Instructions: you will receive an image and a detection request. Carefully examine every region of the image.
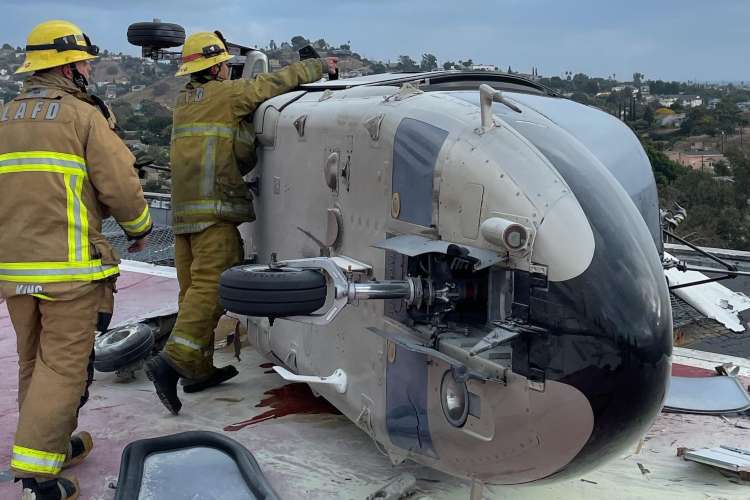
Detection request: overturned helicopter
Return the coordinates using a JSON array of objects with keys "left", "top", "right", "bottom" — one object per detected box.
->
[{"left": 131, "top": 23, "right": 672, "bottom": 485}]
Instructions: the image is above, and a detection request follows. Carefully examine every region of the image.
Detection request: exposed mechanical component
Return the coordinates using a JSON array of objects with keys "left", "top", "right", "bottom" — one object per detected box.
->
[{"left": 660, "top": 202, "right": 687, "bottom": 231}]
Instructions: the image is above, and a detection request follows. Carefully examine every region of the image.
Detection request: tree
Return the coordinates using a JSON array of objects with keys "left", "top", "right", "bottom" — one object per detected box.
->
[
  {"left": 397, "top": 55, "right": 418, "bottom": 72},
  {"left": 726, "top": 148, "right": 750, "bottom": 208},
  {"left": 643, "top": 142, "right": 687, "bottom": 187},
  {"left": 715, "top": 100, "right": 743, "bottom": 134},
  {"left": 268, "top": 40, "right": 277, "bottom": 51},
  {"left": 111, "top": 101, "right": 134, "bottom": 123},
  {"left": 313, "top": 39, "right": 329, "bottom": 50},
  {"left": 290, "top": 36, "right": 310, "bottom": 50},
  {"left": 106, "top": 65, "right": 119, "bottom": 83},
  {"left": 713, "top": 160, "right": 730, "bottom": 176},
  {"left": 420, "top": 53, "right": 438, "bottom": 72},
  {"left": 633, "top": 72, "right": 644, "bottom": 85},
  {"left": 570, "top": 92, "right": 590, "bottom": 105},
  {"left": 443, "top": 61, "right": 456, "bottom": 70},
  {"left": 152, "top": 82, "right": 170, "bottom": 97},
  {"left": 643, "top": 106, "right": 654, "bottom": 127},
  {"left": 370, "top": 62, "right": 386, "bottom": 74},
  {"left": 1, "top": 43, "right": 12, "bottom": 51}
]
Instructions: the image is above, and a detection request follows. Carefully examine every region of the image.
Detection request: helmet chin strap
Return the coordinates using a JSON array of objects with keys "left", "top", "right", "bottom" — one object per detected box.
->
[{"left": 69, "top": 64, "right": 89, "bottom": 93}]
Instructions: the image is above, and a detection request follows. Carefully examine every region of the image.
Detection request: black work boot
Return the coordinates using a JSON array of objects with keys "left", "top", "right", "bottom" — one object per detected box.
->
[
  {"left": 20, "top": 476, "right": 79, "bottom": 500},
  {"left": 183, "top": 365, "right": 239, "bottom": 393},
  {"left": 144, "top": 354, "right": 182, "bottom": 415},
  {"left": 62, "top": 432, "right": 93, "bottom": 469}
]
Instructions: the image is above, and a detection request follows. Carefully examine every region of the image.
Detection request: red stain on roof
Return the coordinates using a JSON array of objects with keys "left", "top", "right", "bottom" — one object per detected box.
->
[{"left": 224, "top": 382, "right": 341, "bottom": 432}]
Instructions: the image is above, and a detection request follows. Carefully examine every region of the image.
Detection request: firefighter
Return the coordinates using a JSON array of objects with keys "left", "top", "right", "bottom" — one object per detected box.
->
[
  {"left": 144, "top": 31, "right": 335, "bottom": 415},
  {"left": 0, "top": 20, "right": 152, "bottom": 499}
]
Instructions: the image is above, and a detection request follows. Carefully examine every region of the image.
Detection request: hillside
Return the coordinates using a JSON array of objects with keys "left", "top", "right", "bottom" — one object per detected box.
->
[{"left": 118, "top": 75, "right": 186, "bottom": 109}]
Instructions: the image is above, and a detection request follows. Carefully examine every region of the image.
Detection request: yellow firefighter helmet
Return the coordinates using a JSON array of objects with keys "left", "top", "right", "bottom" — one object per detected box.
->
[
  {"left": 176, "top": 32, "right": 233, "bottom": 77},
  {"left": 16, "top": 20, "right": 99, "bottom": 74}
]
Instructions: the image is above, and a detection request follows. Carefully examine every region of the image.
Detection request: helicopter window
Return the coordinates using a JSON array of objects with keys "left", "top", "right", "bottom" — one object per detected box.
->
[{"left": 392, "top": 118, "right": 448, "bottom": 227}]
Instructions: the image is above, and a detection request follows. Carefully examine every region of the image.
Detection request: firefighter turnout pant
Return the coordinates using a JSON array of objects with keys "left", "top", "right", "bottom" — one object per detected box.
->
[
  {"left": 163, "top": 223, "right": 243, "bottom": 380},
  {"left": 7, "top": 284, "right": 103, "bottom": 479}
]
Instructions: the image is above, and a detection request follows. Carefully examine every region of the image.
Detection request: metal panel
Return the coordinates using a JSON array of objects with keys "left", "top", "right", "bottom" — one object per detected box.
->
[
  {"left": 385, "top": 343, "right": 436, "bottom": 457},
  {"left": 683, "top": 446, "right": 750, "bottom": 476},
  {"left": 664, "top": 376, "right": 750, "bottom": 414},
  {"left": 392, "top": 118, "right": 448, "bottom": 227},
  {"left": 373, "top": 234, "right": 504, "bottom": 270}
]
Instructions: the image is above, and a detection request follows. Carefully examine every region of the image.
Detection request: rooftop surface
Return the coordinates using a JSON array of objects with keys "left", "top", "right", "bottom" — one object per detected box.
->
[{"left": 0, "top": 263, "right": 749, "bottom": 499}]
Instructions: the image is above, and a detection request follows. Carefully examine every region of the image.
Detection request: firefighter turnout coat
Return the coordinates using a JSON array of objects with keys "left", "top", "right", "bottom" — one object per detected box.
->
[
  {"left": 0, "top": 72, "right": 152, "bottom": 291},
  {"left": 169, "top": 58, "right": 325, "bottom": 235}
]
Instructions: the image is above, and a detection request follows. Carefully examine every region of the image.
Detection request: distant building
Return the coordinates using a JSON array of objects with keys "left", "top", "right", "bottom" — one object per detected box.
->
[
  {"left": 640, "top": 85, "right": 650, "bottom": 95},
  {"left": 130, "top": 84, "right": 146, "bottom": 92},
  {"left": 330, "top": 48, "right": 352, "bottom": 57},
  {"left": 658, "top": 94, "right": 703, "bottom": 108},
  {"left": 707, "top": 98, "right": 721, "bottom": 110},
  {"left": 737, "top": 101, "right": 750, "bottom": 112},
  {"left": 105, "top": 85, "right": 117, "bottom": 100},
  {"left": 666, "top": 149, "right": 725, "bottom": 172},
  {"left": 658, "top": 113, "right": 686, "bottom": 128},
  {"left": 471, "top": 64, "right": 498, "bottom": 72}
]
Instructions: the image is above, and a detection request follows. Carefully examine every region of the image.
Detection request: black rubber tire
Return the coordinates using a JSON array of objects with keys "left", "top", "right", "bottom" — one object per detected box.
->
[
  {"left": 94, "top": 323, "right": 155, "bottom": 373},
  {"left": 127, "top": 22, "right": 185, "bottom": 49},
  {"left": 219, "top": 266, "right": 327, "bottom": 317}
]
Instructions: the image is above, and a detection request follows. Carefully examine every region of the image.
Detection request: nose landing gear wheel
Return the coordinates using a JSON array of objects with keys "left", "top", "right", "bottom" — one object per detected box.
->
[{"left": 219, "top": 266, "right": 327, "bottom": 317}]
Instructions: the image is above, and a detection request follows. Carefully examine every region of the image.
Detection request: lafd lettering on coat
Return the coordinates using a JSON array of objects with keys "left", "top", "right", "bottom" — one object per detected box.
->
[{"left": 1, "top": 100, "right": 62, "bottom": 122}]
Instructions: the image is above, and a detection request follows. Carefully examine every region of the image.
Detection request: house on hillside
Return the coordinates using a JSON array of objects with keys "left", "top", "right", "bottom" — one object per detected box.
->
[
  {"left": 330, "top": 48, "right": 352, "bottom": 57},
  {"left": 658, "top": 94, "right": 703, "bottom": 108},
  {"left": 0, "top": 68, "right": 10, "bottom": 82},
  {"left": 707, "top": 98, "right": 721, "bottom": 110},
  {"left": 666, "top": 147, "right": 725, "bottom": 172},
  {"left": 737, "top": 101, "right": 750, "bottom": 112},
  {"left": 471, "top": 64, "right": 498, "bottom": 72},
  {"left": 658, "top": 113, "right": 685, "bottom": 128}
]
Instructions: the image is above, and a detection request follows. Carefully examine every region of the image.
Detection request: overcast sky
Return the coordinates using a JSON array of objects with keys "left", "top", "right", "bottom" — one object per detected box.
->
[{"left": 4, "top": 0, "right": 748, "bottom": 82}]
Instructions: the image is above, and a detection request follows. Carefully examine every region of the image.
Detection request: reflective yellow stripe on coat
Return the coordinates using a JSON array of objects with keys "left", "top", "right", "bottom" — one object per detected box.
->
[
  {"left": 11, "top": 445, "right": 65, "bottom": 475},
  {"left": 120, "top": 205, "right": 152, "bottom": 236},
  {"left": 0, "top": 151, "right": 119, "bottom": 283}
]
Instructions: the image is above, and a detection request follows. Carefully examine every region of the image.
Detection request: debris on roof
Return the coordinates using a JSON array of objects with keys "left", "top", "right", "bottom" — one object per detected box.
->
[
  {"left": 664, "top": 376, "right": 750, "bottom": 415},
  {"left": 665, "top": 254, "right": 750, "bottom": 333},
  {"left": 678, "top": 446, "right": 750, "bottom": 481}
]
